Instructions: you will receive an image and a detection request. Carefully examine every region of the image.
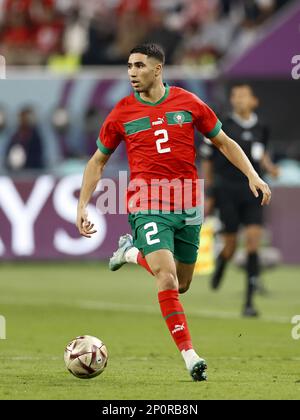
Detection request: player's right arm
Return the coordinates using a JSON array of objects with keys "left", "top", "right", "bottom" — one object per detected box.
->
[
  {"left": 76, "top": 150, "right": 110, "bottom": 238},
  {"left": 77, "top": 106, "right": 123, "bottom": 237}
]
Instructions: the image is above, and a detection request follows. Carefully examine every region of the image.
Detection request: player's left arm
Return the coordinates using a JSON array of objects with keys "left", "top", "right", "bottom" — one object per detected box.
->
[{"left": 210, "top": 129, "right": 271, "bottom": 205}]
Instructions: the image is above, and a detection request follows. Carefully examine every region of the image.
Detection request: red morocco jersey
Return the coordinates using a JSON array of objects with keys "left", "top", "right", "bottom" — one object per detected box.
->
[{"left": 96, "top": 84, "right": 222, "bottom": 212}]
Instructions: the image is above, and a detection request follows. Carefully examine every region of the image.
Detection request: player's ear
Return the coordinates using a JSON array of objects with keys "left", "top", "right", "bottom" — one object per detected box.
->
[{"left": 155, "top": 63, "right": 163, "bottom": 77}]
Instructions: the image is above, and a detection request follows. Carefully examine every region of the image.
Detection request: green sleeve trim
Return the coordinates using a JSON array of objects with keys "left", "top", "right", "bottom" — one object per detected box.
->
[
  {"left": 205, "top": 119, "right": 222, "bottom": 138},
  {"left": 96, "top": 138, "right": 114, "bottom": 155}
]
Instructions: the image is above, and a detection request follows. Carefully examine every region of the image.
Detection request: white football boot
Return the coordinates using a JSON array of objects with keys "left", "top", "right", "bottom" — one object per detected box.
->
[{"left": 109, "top": 234, "right": 133, "bottom": 271}]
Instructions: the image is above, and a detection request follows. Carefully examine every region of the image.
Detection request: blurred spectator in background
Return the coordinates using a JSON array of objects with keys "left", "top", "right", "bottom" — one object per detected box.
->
[
  {"left": 201, "top": 84, "right": 279, "bottom": 317},
  {"left": 243, "top": 0, "right": 276, "bottom": 26},
  {"left": 83, "top": 106, "right": 102, "bottom": 157},
  {"left": 31, "top": 0, "right": 64, "bottom": 64},
  {"left": 62, "top": 6, "right": 88, "bottom": 58},
  {"left": 142, "top": 8, "right": 182, "bottom": 64},
  {"left": 0, "top": 0, "right": 293, "bottom": 67},
  {"left": 0, "top": 0, "right": 34, "bottom": 65},
  {"left": 51, "top": 105, "right": 72, "bottom": 159},
  {"left": 5, "top": 106, "right": 45, "bottom": 170},
  {"left": 226, "top": 0, "right": 291, "bottom": 60},
  {"left": 0, "top": 0, "right": 63, "bottom": 64},
  {"left": 81, "top": 8, "right": 116, "bottom": 65},
  {"left": 106, "top": 0, "right": 152, "bottom": 65},
  {"left": 175, "top": 0, "right": 234, "bottom": 66}
]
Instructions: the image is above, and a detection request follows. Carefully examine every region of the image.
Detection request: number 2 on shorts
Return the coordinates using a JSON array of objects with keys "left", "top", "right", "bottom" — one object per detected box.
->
[{"left": 144, "top": 222, "right": 160, "bottom": 245}]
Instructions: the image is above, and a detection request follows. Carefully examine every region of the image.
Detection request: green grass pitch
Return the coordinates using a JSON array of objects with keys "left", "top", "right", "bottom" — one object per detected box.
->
[{"left": 0, "top": 262, "right": 299, "bottom": 400}]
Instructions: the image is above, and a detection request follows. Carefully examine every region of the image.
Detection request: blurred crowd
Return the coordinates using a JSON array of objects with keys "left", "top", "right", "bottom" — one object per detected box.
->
[
  {"left": 0, "top": 0, "right": 298, "bottom": 182},
  {"left": 0, "top": 104, "right": 128, "bottom": 173},
  {"left": 1, "top": 100, "right": 300, "bottom": 188},
  {"left": 0, "top": 0, "right": 293, "bottom": 67}
]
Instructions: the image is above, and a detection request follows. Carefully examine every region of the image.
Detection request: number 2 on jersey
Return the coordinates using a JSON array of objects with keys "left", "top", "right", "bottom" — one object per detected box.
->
[
  {"left": 154, "top": 129, "right": 170, "bottom": 154},
  {"left": 144, "top": 222, "right": 160, "bottom": 245}
]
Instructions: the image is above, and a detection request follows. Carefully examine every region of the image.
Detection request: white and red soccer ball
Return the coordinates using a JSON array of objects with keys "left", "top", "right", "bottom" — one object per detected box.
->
[{"left": 64, "top": 335, "right": 108, "bottom": 379}]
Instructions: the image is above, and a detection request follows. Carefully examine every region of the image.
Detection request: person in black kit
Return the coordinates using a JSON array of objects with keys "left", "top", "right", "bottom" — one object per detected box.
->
[
  {"left": 5, "top": 107, "right": 44, "bottom": 171},
  {"left": 201, "top": 84, "right": 279, "bottom": 317}
]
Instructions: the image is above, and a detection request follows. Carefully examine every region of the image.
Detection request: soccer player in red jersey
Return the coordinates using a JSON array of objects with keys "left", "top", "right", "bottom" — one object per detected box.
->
[{"left": 76, "top": 44, "right": 271, "bottom": 381}]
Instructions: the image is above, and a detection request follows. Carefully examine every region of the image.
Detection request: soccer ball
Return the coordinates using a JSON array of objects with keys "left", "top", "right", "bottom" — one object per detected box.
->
[{"left": 64, "top": 335, "right": 108, "bottom": 379}]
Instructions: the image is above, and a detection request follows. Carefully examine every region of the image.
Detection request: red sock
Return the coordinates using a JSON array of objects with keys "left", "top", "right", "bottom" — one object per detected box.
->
[
  {"left": 158, "top": 289, "right": 193, "bottom": 352},
  {"left": 137, "top": 251, "right": 154, "bottom": 275}
]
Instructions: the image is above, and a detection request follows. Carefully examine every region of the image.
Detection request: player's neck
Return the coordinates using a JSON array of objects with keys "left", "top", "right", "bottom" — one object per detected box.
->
[{"left": 139, "top": 82, "right": 166, "bottom": 104}]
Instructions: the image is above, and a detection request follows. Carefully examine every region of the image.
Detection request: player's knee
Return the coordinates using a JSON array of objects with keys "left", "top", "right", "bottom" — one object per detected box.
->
[
  {"left": 153, "top": 267, "right": 177, "bottom": 290},
  {"left": 160, "top": 272, "right": 177, "bottom": 290}
]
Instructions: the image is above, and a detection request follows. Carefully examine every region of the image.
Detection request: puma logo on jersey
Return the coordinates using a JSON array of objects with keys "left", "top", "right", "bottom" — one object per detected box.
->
[
  {"left": 152, "top": 117, "right": 165, "bottom": 126},
  {"left": 172, "top": 323, "right": 185, "bottom": 334}
]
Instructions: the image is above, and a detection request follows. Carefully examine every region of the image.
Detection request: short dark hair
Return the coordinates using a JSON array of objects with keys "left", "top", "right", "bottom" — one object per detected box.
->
[{"left": 130, "top": 43, "right": 165, "bottom": 64}]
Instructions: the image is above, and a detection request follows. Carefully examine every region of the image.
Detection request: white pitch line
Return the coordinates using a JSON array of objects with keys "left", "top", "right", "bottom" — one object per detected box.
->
[
  {"left": 78, "top": 300, "right": 291, "bottom": 324},
  {"left": 0, "top": 297, "right": 291, "bottom": 324}
]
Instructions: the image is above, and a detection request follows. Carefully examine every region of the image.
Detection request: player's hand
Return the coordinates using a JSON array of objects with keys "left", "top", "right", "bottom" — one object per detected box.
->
[
  {"left": 76, "top": 207, "right": 97, "bottom": 238},
  {"left": 248, "top": 173, "right": 271, "bottom": 206}
]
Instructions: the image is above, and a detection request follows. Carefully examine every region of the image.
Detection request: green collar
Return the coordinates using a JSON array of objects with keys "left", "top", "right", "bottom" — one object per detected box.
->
[{"left": 134, "top": 83, "right": 170, "bottom": 106}]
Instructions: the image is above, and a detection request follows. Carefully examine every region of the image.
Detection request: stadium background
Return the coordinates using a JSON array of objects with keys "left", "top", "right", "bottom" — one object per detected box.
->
[{"left": 0, "top": 0, "right": 300, "bottom": 400}]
